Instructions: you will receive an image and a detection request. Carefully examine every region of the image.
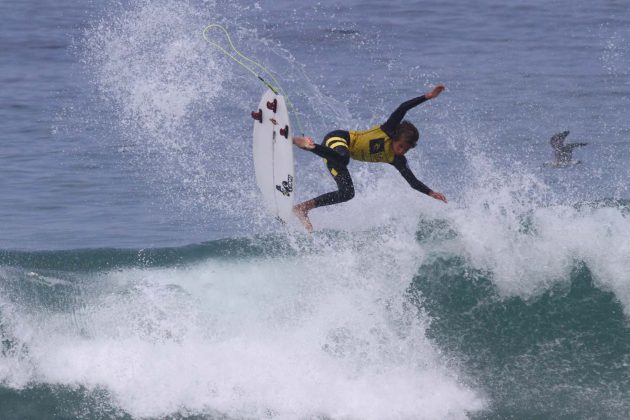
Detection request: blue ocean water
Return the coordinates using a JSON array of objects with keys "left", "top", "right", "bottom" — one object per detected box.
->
[{"left": 1, "top": 0, "right": 629, "bottom": 418}]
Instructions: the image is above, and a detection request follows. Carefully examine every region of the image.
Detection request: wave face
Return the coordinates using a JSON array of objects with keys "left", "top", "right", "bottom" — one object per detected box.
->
[
  {"left": 1, "top": 199, "right": 629, "bottom": 419},
  {"left": 0, "top": 230, "right": 483, "bottom": 419}
]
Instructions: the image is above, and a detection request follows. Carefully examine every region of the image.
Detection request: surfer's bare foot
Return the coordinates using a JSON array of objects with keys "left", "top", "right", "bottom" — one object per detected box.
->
[
  {"left": 293, "top": 136, "right": 315, "bottom": 150},
  {"left": 293, "top": 200, "right": 316, "bottom": 232}
]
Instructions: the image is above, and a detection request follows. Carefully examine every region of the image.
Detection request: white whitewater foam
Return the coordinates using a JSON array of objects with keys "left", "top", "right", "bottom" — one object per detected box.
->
[
  {"left": 0, "top": 232, "right": 484, "bottom": 419},
  {"left": 406, "top": 151, "right": 630, "bottom": 313},
  {"left": 309, "top": 144, "right": 630, "bottom": 315}
]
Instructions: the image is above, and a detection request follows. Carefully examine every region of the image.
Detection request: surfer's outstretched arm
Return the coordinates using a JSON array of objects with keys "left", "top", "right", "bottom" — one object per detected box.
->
[
  {"left": 568, "top": 142, "right": 588, "bottom": 149},
  {"left": 390, "top": 156, "right": 447, "bottom": 203},
  {"left": 381, "top": 85, "right": 445, "bottom": 136}
]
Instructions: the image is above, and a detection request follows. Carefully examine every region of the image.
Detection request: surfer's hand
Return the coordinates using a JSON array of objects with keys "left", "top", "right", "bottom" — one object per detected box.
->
[
  {"left": 293, "top": 136, "right": 315, "bottom": 150},
  {"left": 425, "top": 84, "right": 445, "bottom": 99},
  {"left": 429, "top": 191, "right": 448, "bottom": 203}
]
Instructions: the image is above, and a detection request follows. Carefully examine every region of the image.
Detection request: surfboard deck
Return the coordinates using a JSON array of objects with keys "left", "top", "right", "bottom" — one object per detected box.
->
[{"left": 252, "top": 89, "right": 294, "bottom": 223}]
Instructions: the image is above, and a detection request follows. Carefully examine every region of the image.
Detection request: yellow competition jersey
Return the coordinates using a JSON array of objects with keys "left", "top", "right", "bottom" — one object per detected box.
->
[{"left": 348, "top": 126, "right": 395, "bottom": 163}]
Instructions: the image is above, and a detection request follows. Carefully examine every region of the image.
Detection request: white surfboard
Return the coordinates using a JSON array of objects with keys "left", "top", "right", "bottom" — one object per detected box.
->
[{"left": 251, "top": 89, "right": 294, "bottom": 223}]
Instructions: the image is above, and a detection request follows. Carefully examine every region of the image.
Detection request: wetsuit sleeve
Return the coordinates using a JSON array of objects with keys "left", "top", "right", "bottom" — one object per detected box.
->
[
  {"left": 380, "top": 95, "right": 428, "bottom": 138},
  {"left": 390, "top": 155, "right": 432, "bottom": 195}
]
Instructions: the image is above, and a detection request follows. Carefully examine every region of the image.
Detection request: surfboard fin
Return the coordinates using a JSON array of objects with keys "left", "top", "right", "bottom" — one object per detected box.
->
[
  {"left": 251, "top": 109, "right": 263, "bottom": 123},
  {"left": 280, "top": 125, "right": 289, "bottom": 139},
  {"left": 266, "top": 98, "right": 277, "bottom": 113}
]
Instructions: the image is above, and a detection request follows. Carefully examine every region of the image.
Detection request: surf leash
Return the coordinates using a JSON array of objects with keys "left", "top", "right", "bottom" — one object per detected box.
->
[{"left": 202, "top": 23, "right": 305, "bottom": 135}]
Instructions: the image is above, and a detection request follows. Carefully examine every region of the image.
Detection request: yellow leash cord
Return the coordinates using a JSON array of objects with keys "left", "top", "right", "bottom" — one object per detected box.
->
[{"left": 202, "top": 24, "right": 305, "bottom": 135}]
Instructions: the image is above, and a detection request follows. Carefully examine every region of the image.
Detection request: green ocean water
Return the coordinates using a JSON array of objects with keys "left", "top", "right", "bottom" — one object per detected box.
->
[{"left": 415, "top": 258, "right": 629, "bottom": 419}]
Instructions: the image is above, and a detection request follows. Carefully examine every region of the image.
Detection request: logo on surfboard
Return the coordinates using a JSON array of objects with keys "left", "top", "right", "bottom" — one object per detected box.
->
[{"left": 276, "top": 174, "right": 293, "bottom": 196}]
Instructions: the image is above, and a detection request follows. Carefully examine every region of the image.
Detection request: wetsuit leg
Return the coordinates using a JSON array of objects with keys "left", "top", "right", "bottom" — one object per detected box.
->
[
  {"left": 310, "top": 131, "right": 355, "bottom": 208},
  {"left": 308, "top": 130, "right": 351, "bottom": 166},
  {"left": 312, "top": 165, "right": 354, "bottom": 207}
]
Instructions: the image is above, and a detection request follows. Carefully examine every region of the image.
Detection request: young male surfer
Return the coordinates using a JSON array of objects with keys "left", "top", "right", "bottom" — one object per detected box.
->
[{"left": 292, "top": 84, "right": 448, "bottom": 232}]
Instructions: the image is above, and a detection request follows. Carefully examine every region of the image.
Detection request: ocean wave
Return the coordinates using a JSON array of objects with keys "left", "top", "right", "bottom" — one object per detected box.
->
[
  {"left": 0, "top": 227, "right": 484, "bottom": 419},
  {"left": 1, "top": 196, "right": 629, "bottom": 418}
]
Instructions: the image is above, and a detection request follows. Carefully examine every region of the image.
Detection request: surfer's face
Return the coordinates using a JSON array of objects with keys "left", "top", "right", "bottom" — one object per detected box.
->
[{"left": 392, "top": 140, "right": 413, "bottom": 156}]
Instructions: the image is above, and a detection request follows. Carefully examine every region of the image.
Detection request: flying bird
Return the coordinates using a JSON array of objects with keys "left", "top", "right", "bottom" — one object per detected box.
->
[{"left": 548, "top": 130, "right": 587, "bottom": 167}]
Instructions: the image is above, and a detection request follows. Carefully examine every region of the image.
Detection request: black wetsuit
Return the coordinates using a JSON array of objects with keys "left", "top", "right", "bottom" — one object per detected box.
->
[{"left": 307, "top": 96, "right": 433, "bottom": 208}]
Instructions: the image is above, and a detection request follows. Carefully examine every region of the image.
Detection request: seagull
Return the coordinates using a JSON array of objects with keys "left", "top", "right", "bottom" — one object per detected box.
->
[{"left": 549, "top": 130, "right": 587, "bottom": 167}]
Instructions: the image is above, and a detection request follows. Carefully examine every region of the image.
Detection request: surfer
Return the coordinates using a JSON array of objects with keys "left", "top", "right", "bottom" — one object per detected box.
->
[
  {"left": 549, "top": 130, "right": 587, "bottom": 167},
  {"left": 292, "top": 85, "right": 448, "bottom": 232}
]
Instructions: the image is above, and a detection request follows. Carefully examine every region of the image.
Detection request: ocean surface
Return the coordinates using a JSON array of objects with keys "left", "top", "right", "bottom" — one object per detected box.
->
[{"left": 1, "top": 0, "right": 630, "bottom": 418}]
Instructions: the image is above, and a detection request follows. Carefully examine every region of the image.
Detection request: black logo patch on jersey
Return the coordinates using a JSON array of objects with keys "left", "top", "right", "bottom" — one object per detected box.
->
[
  {"left": 369, "top": 138, "right": 385, "bottom": 154},
  {"left": 276, "top": 174, "right": 293, "bottom": 196}
]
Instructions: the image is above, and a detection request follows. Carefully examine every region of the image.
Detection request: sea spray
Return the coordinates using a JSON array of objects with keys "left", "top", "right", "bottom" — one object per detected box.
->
[{"left": 82, "top": 0, "right": 352, "bottom": 231}]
